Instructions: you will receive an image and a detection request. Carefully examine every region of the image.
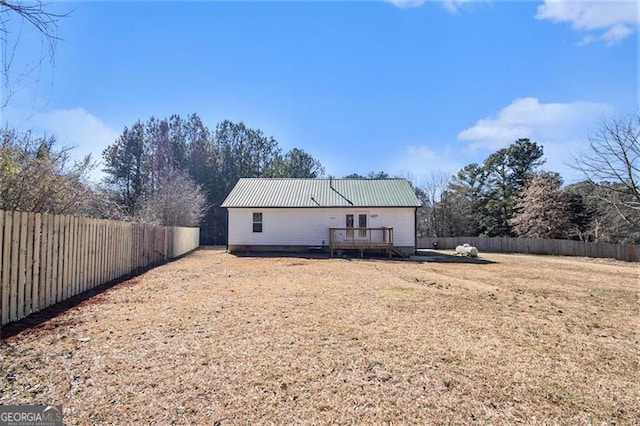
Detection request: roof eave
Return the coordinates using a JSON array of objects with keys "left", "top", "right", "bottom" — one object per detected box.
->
[{"left": 223, "top": 205, "right": 421, "bottom": 209}]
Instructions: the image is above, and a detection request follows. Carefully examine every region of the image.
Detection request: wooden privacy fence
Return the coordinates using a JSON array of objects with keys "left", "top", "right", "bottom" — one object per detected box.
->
[
  {"left": 0, "top": 210, "right": 200, "bottom": 329},
  {"left": 417, "top": 236, "right": 639, "bottom": 262}
]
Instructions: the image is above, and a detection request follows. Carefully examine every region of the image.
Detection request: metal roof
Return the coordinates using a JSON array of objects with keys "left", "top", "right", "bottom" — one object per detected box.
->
[{"left": 221, "top": 178, "right": 422, "bottom": 208}]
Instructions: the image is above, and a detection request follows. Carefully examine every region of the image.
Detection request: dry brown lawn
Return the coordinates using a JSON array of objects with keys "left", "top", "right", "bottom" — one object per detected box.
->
[{"left": 1, "top": 249, "right": 638, "bottom": 425}]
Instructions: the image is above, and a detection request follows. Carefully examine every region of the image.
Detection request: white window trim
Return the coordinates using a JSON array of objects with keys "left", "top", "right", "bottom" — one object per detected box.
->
[{"left": 252, "top": 212, "right": 263, "bottom": 233}]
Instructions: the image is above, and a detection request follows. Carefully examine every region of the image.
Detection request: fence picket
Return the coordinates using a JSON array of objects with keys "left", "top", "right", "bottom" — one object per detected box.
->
[
  {"left": 25, "top": 213, "right": 35, "bottom": 316},
  {"left": 10, "top": 212, "right": 20, "bottom": 321},
  {"left": 82, "top": 217, "right": 90, "bottom": 292},
  {"left": 96, "top": 220, "right": 102, "bottom": 286},
  {"left": 0, "top": 211, "right": 7, "bottom": 324},
  {"left": 38, "top": 214, "right": 49, "bottom": 310},
  {"left": 55, "top": 215, "right": 64, "bottom": 304},
  {"left": 16, "top": 212, "right": 27, "bottom": 320},
  {"left": 32, "top": 214, "right": 41, "bottom": 312},
  {"left": 44, "top": 214, "right": 54, "bottom": 310},
  {"left": 64, "top": 215, "right": 72, "bottom": 301},
  {"left": 71, "top": 216, "right": 79, "bottom": 297},
  {"left": 89, "top": 219, "right": 96, "bottom": 289}
]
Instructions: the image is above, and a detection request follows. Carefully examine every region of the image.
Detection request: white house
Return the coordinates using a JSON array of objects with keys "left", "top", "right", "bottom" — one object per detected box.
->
[{"left": 221, "top": 178, "right": 422, "bottom": 257}]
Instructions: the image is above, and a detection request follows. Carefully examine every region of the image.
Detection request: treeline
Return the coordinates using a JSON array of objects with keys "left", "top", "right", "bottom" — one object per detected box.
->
[
  {"left": 3, "top": 113, "right": 637, "bottom": 245},
  {"left": 1, "top": 115, "right": 324, "bottom": 244},
  {"left": 101, "top": 114, "right": 324, "bottom": 244},
  {"left": 415, "top": 119, "right": 640, "bottom": 244}
]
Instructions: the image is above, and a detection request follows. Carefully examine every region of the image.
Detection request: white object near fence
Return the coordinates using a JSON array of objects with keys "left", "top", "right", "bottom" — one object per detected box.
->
[
  {"left": 456, "top": 244, "right": 479, "bottom": 257},
  {"left": 418, "top": 237, "right": 639, "bottom": 262}
]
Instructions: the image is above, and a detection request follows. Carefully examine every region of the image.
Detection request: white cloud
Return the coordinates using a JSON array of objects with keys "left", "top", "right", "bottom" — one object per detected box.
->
[
  {"left": 388, "top": 0, "right": 476, "bottom": 11},
  {"left": 392, "top": 144, "right": 463, "bottom": 181},
  {"left": 442, "top": 0, "right": 474, "bottom": 13},
  {"left": 406, "top": 145, "right": 438, "bottom": 160},
  {"left": 457, "top": 97, "right": 613, "bottom": 182},
  {"left": 536, "top": 0, "right": 639, "bottom": 45},
  {"left": 389, "top": 0, "right": 427, "bottom": 9},
  {"left": 598, "top": 22, "right": 635, "bottom": 45},
  {"left": 3, "top": 106, "right": 119, "bottom": 180}
]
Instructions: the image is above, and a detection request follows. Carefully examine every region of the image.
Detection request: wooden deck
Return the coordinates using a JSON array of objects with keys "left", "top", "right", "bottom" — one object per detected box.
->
[{"left": 329, "top": 227, "right": 399, "bottom": 258}]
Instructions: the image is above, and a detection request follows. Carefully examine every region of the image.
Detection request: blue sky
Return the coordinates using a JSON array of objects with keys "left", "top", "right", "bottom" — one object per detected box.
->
[{"left": 2, "top": 0, "right": 638, "bottom": 184}]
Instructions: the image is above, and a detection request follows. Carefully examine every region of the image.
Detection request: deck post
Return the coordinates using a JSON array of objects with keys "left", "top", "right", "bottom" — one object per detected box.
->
[
  {"left": 329, "top": 227, "right": 395, "bottom": 258},
  {"left": 329, "top": 228, "right": 334, "bottom": 258}
]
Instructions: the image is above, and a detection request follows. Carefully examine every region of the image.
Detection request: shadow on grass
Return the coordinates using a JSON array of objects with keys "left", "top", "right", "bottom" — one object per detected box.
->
[
  {"left": 1, "top": 278, "right": 129, "bottom": 340},
  {"left": 231, "top": 248, "right": 409, "bottom": 261},
  {"left": 0, "top": 271, "right": 156, "bottom": 340},
  {"left": 410, "top": 250, "right": 497, "bottom": 265},
  {"left": 0, "top": 248, "right": 201, "bottom": 340},
  {"left": 231, "top": 250, "right": 333, "bottom": 260},
  {"left": 230, "top": 249, "right": 497, "bottom": 264}
]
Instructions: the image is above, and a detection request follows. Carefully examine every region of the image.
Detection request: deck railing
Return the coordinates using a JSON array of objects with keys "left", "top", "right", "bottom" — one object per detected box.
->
[{"left": 329, "top": 227, "right": 394, "bottom": 257}]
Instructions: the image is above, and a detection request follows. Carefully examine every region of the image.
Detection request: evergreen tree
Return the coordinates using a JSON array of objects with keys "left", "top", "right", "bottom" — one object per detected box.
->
[
  {"left": 266, "top": 148, "right": 325, "bottom": 178},
  {"left": 102, "top": 121, "right": 146, "bottom": 213},
  {"left": 102, "top": 115, "right": 326, "bottom": 242},
  {"left": 479, "top": 138, "right": 545, "bottom": 236}
]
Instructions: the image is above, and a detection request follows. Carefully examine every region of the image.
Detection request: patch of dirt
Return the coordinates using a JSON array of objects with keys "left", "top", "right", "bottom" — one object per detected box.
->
[{"left": 1, "top": 249, "right": 638, "bottom": 424}]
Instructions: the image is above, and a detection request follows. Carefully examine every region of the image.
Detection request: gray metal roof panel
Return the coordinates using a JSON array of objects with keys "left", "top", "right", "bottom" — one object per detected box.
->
[{"left": 221, "top": 178, "right": 422, "bottom": 208}]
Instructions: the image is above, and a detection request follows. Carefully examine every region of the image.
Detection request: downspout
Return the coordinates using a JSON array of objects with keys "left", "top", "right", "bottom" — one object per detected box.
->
[{"left": 225, "top": 208, "right": 229, "bottom": 252}]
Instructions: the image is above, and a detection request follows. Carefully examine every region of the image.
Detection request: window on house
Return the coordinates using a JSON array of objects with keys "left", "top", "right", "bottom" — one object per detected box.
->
[{"left": 252, "top": 212, "right": 263, "bottom": 233}]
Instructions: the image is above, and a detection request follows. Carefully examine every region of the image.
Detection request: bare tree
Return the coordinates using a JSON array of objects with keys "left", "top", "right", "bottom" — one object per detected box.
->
[
  {"left": 572, "top": 113, "right": 640, "bottom": 228},
  {"left": 405, "top": 171, "right": 451, "bottom": 237},
  {"left": 1, "top": 1, "right": 70, "bottom": 106},
  {"left": 138, "top": 171, "right": 208, "bottom": 227},
  {"left": 422, "top": 171, "right": 451, "bottom": 237},
  {"left": 0, "top": 126, "right": 97, "bottom": 214},
  {"left": 509, "top": 172, "right": 573, "bottom": 239}
]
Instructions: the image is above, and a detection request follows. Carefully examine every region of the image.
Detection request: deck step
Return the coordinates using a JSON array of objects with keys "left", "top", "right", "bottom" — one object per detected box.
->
[{"left": 390, "top": 247, "right": 408, "bottom": 258}]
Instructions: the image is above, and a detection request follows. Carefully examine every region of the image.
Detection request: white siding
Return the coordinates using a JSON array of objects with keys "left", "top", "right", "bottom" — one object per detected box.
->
[{"left": 227, "top": 207, "right": 416, "bottom": 247}]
